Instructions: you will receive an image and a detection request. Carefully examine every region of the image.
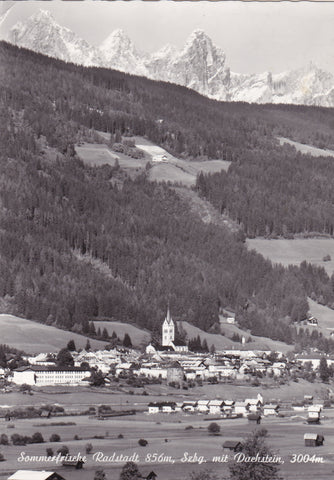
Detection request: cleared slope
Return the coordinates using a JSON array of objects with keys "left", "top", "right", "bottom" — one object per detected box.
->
[
  {"left": 247, "top": 238, "right": 334, "bottom": 276},
  {"left": 0, "top": 314, "right": 107, "bottom": 353},
  {"left": 307, "top": 298, "right": 334, "bottom": 336},
  {"left": 278, "top": 137, "right": 334, "bottom": 158},
  {"left": 179, "top": 321, "right": 292, "bottom": 353}
]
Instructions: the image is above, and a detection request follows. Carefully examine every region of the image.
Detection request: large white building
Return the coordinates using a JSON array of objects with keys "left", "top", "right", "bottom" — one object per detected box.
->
[{"left": 11, "top": 365, "right": 91, "bottom": 386}]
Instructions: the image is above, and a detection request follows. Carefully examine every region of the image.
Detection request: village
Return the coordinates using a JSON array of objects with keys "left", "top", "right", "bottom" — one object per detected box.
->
[
  {"left": 0, "top": 316, "right": 334, "bottom": 480},
  {"left": 1, "top": 309, "right": 333, "bottom": 426}
]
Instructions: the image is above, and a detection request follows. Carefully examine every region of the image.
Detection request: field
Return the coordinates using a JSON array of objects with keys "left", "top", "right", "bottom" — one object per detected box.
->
[
  {"left": 76, "top": 136, "right": 230, "bottom": 187},
  {"left": 180, "top": 321, "right": 292, "bottom": 353},
  {"left": 0, "top": 315, "right": 106, "bottom": 354},
  {"left": 246, "top": 238, "right": 334, "bottom": 276},
  {"left": 307, "top": 299, "right": 334, "bottom": 337},
  {"left": 0, "top": 379, "right": 329, "bottom": 410},
  {"left": 278, "top": 137, "right": 334, "bottom": 158},
  {"left": 135, "top": 137, "right": 230, "bottom": 186},
  {"left": 1, "top": 407, "right": 334, "bottom": 480}
]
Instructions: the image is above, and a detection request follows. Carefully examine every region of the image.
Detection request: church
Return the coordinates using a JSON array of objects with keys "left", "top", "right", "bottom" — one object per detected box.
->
[{"left": 146, "top": 307, "right": 188, "bottom": 354}]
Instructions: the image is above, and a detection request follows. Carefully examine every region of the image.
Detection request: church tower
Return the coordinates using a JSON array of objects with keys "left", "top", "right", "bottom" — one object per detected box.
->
[{"left": 162, "top": 306, "right": 175, "bottom": 346}]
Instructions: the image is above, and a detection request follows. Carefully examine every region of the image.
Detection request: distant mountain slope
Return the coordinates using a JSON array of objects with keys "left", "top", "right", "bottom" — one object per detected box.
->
[
  {"left": 2, "top": 41, "right": 334, "bottom": 349},
  {"left": 5, "top": 9, "right": 334, "bottom": 107}
]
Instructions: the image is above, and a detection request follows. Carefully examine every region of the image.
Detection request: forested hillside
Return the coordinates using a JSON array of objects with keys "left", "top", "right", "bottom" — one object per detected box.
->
[{"left": 1, "top": 42, "right": 334, "bottom": 348}]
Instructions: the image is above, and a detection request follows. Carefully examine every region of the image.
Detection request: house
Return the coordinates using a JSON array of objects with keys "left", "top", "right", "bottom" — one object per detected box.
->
[
  {"left": 40, "top": 410, "right": 51, "bottom": 418},
  {"left": 304, "top": 433, "right": 324, "bottom": 447},
  {"left": 62, "top": 460, "right": 84, "bottom": 469},
  {"left": 8, "top": 472, "right": 66, "bottom": 480},
  {"left": 182, "top": 401, "right": 197, "bottom": 413},
  {"left": 247, "top": 413, "right": 261, "bottom": 424},
  {"left": 245, "top": 394, "right": 263, "bottom": 412},
  {"left": 148, "top": 403, "right": 160, "bottom": 414},
  {"left": 147, "top": 402, "right": 176, "bottom": 414},
  {"left": 304, "top": 395, "right": 314, "bottom": 405},
  {"left": 219, "top": 308, "right": 236, "bottom": 324},
  {"left": 166, "top": 361, "right": 184, "bottom": 385},
  {"left": 307, "top": 316, "right": 318, "bottom": 326},
  {"left": 222, "top": 440, "right": 242, "bottom": 452},
  {"left": 11, "top": 366, "right": 91, "bottom": 386},
  {"left": 263, "top": 404, "right": 279, "bottom": 416},
  {"left": 307, "top": 405, "right": 321, "bottom": 423},
  {"left": 234, "top": 401, "right": 249, "bottom": 416},
  {"left": 197, "top": 400, "right": 209, "bottom": 413},
  {"left": 208, "top": 400, "right": 224, "bottom": 415}
]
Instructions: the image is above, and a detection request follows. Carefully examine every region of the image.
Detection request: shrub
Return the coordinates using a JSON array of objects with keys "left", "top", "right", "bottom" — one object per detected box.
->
[
  {"left": 11, "top": 434, "right": 26, "bottom": 446},
  {"left": 0, "top": 434, "right": 8, "bottom": 445},
  {"left": 49, "top": 433, "right": 61, "bottom": 442},
  {"left": 31, "top": 432, "right": 44, "bottom": 443},
  {"left": 46, "top": 448, "right": 54, "bottom": 457},
  {"left": 185, "top": 425, "right": 193, "bottom": 430},
  {"left": 86, "top": 443, "right": 93, "bottom": 454},
  {"left": 0, "top": 453, "right": 5, "bottom": 462},
  {"left": 118, "top": 434, "right": 124, "bottom": 439},
  {"left": 74, "top": 435, "right": 80, "bottom": 440},
  {"left": 138, "top": 438, "right": 148, "bottom": 447},
  {"left": 56, "top": 445, "right": 69, "bottom": 456},
  {"left": 208, "top": 423, "right": 220, "bottom": 435},
  {"left": 19, "top": 384, "right": 32, "bottom": 393}
]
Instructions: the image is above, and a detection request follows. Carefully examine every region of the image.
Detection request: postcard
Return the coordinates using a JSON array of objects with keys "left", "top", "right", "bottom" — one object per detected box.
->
[{"left": 0, "top": 1, "right": 334, "bottom": 480}]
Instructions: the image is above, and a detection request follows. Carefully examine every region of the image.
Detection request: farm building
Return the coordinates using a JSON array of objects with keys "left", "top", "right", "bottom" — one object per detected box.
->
[
  {"left": 304, "top": 433, "right": 324, "bottom": 447},
  {"left": 307, "top": 405, "right": 321, "bottom": 423},
  {"left": 247, "top": 413, "right": 261, "bottom": 424},
  {"left": 8, "top": 472, "right": 66, "bottom": 480},
  {"left": 223, "top": 440, "right": 242, "bottom": 452},
  {"left": 147, "top": 401, "right": 176, "bottom": 414},
  {"left": 62, "top": 460, "right": 84, "bottom": 469},
  {"left": 208, "top": 400, "right": 224, "bottom": 415},
  {"left": 234, "top": 401, "right": 249, "bottom": 416},
  {"left": 263, "top": 404, "right": 280, "bottom": 416},
  {"left": 197, "top": 400, "right": 209, "bottom": 413}
]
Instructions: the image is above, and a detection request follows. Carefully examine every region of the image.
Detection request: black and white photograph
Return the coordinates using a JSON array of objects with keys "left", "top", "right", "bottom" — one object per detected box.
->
[{"left": 1, "top": 0, "right": 334, "bottom": 479}]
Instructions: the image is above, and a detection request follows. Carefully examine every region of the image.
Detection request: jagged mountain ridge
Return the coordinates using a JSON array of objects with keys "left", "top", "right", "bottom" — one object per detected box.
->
[{"left": 5, "top": 9, "right": 334, "bottom": 107}]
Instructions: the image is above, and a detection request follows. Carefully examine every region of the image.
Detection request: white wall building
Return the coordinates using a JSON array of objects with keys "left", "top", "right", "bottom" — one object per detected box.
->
[{"left": 12, "top": 366, "right": 91, "bottom": 386}]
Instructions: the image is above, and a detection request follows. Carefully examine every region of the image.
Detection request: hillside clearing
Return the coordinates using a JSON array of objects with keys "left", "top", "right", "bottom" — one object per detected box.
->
[
  {"left": 307, "top": 298, "right": 334, "bottom": 336},
  {"left": 76, "top": 136, "right": 230, "bottom": 187},
  {"left": 179, "top": 321, "right": 292, "bottom": 353},
  {"left": 92, "top": 320, "right": 151, "bottom": 347},
  {"left": 247, "top": 237, "right": 334, "bottom": 275},
  {"left": 0, "top": 314, "right": 106, "bottom": 353},
  {"left": 278, "top": 137, "right": 334, "bottom": 158}
]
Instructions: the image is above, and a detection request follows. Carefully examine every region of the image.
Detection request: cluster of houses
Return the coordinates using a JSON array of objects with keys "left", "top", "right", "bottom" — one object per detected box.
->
[
  {"left": 147, "top": 393, "right": 280, "bottom": 419},
  {"left": 6, "top": 309, "right": 334, "bottom": 389}
]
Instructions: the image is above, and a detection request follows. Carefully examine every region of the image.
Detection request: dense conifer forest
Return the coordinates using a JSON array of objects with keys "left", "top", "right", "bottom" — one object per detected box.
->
[{"left": 1, "top": 42, "right": 334, "bottom": 348}]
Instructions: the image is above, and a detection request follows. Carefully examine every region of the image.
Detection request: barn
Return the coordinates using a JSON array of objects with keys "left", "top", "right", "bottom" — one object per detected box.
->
[
  {"left": 247, "top": 413, "right": 261, "bottom": 424},
  {"left": 223, "top": 440, "right": 242, "bottom": 452},
  {"left": 304, "top": 433, "right": 324, "bottom": 447}
]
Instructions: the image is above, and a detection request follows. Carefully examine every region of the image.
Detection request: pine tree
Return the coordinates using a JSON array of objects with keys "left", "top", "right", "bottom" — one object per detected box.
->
[{"left": 123, "top": 333, "right": 132, "bottom": 348}]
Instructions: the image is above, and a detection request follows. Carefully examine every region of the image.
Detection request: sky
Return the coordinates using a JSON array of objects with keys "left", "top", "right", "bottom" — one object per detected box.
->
[{"left": 1, "top": 1, "right": 334, "bottom": 74}]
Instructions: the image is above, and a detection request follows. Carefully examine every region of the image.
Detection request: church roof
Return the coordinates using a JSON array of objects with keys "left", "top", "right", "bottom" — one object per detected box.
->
[{"left": 164, "top": 306, "right": 174, "bottom": 325}]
